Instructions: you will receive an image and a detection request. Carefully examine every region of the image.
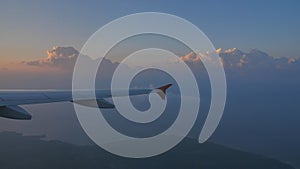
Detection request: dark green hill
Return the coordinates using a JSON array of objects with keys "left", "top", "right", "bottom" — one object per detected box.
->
[{"left": 0, "top": 132, "right": 295, "bottom": 169}]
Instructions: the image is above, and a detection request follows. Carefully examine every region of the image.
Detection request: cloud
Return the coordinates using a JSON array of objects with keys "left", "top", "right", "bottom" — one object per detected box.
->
[
  {"left": 216, "top": 48, "right": 222, "bottom": 54},
  {"left": 19, "top": 45, "right": 300, "bottom": 88},
  {"left": 224, "top": 48, "right": 238, "bottom": 54},
  {"left": 173, "top": 47, "right": 300, "bottom": 81},
  {"left": 12, "top": 46, "right": 121, "bottom": 89},
  {"left": 178, "top": 48, "right": 299, "bottom": 70},
  {"left": 25, "top": 46, "right": 79, "bottom": 69},
  {"left": 180, "top": 51, "right": 200, "bottom": 62},
  {"left": 288, "top": 58, "right": 296, "bottom": 64},
  {"left": 28, "top": 46, "right": 298, "bottom": 73}
]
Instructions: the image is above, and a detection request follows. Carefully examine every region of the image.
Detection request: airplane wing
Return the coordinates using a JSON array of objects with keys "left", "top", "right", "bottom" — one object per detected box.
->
[{"left": 0, "top": 84, "right": 172, "bottom": 120}]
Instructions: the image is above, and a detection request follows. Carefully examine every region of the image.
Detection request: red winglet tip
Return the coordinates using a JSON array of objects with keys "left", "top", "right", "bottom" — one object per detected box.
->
[{"left": 157, "top": 84, "right": 172, "bottom": 94}]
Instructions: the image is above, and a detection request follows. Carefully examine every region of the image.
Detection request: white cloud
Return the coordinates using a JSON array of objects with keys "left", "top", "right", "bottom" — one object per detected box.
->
[
  {"left": 176, "top": 48, "right": 299, "bottom": 72},
  {"left": 224, "top": 48, "right": 238, "bottom": 54},
  {"left": 180, "top": 51, "right": 199, "bottom": 62},
  {"left": 25, "top": 46, "right": 79, "bottom": 69},
  {"left": 216, "top": 48, "right": 222, "bottom": 54}
]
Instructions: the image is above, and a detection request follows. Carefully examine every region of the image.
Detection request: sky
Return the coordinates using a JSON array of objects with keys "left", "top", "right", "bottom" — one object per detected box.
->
[{"left": 0, "top": 0, "right": 300, "bottom": 68}]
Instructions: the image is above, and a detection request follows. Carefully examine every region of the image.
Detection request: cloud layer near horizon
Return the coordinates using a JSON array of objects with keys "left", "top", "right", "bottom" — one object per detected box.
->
[
  {"left": 0, "top": 46, "right": 298, "bottom": 89},
  {"left": 23, "top": 46, "right": 299, "bottom": 72}
]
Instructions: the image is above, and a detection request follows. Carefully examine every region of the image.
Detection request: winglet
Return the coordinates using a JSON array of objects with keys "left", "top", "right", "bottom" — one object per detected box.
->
[
  {"left": 157, "top": 84, "right": 173, "bottom": 94},
  {"left": 155, "top": 84, "right": 172, "bottom": 100}
]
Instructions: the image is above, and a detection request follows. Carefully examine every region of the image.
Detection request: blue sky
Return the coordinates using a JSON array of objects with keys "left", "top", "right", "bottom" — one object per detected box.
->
[{"left": 0, "top": 0, "right": 300, "bottom": 63}]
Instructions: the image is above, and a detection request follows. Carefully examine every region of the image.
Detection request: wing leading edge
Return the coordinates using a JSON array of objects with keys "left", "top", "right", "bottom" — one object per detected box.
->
[{"left": 0, "top": 84, "right": 172, "bottom": 120}]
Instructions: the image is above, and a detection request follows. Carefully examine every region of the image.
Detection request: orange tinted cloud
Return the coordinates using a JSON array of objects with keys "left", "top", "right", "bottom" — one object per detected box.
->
[{"left": 24, "top": 46, "right": 79, "bottom": 69}]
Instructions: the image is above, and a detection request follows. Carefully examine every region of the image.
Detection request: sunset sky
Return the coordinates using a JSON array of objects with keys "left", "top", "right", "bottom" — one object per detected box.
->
[{"left": 1, "top": 0, "right": 300, "bottom": 69}]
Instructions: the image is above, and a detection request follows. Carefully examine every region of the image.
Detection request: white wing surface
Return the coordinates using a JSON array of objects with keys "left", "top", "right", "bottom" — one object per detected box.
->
[{"left": 0, "top": 84, "right": 172, "bottom": 120}]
